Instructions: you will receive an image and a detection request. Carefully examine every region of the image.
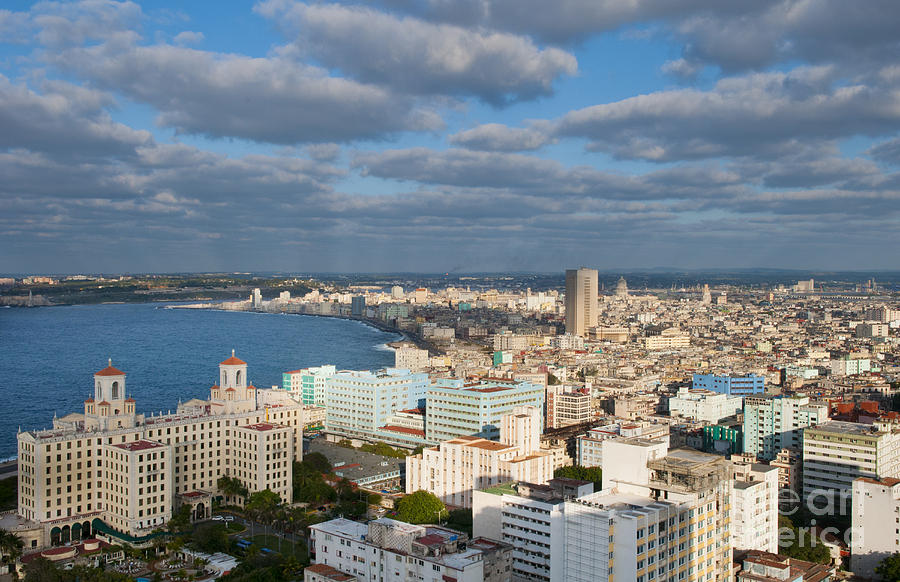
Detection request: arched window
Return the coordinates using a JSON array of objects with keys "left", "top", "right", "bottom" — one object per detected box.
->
[
  {"left": 223, "top": 372, "right": 228, "bottom": 386},
  {"left": 236, "top": 370, "right": 242, "bottom": 386},
  {"left": 112, "top": 381, "right": 119, "bottom": 400}
]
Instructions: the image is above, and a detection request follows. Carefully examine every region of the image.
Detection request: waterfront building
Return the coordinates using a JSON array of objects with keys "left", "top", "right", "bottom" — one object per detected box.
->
[
  {"left": 350, "top": 295, "right": 366, "bottom": 317},
  {"left": 802, "top": 420, "right": 900, "bottom": 505},
  {"left": 668, "top": 387, "right": 743, "bottom": 423},
  {"left": 309, "top": 518, "right": 512, "bottom": 582},
  {"left": 424, "top": 378, "right": 545, "bottom": 443},
  {"left": 850, "top": 476, "right": 900, "bottom": 578},
  {"left": 692, "top": 373, "right": 765, "bottom": 396},
  {"left": 16, "top": 354, "right": 303, "bottom": 547},
  {"left": 742, "top": 395, "right": 828, "bottom": 461},
  {"left": 282, "top": 365, "right": 337, "bottom": 406},
  {"left": 564, "top": 268, "right": 598, "bottom": 337},
  {"left": 394, "top": 345, "right": 429, "bottom": 372},
  {"left": 406, "top": 406, "right": 554, "bottom": 508},
  {"left": 323, "top": 368, "right": 428, "bottom": 443}
]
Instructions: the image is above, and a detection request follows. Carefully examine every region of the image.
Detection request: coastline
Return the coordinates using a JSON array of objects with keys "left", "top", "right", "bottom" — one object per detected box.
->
[{"left": 168, "top": 303, "right": 443, "bottom": 355}]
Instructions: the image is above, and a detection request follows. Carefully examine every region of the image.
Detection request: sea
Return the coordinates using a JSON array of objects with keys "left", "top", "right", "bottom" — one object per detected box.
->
[{"left": 0, "top": 303, "right": 401, "bottom": 460}]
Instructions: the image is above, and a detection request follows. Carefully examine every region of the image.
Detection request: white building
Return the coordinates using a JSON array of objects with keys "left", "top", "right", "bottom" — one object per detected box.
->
[
  {"left": 830, "top": 357, "right": 871, "bottom": 376},
  {"left": 549, "top": 334, "right": 585, "bottom": 350},
  {"left": 406, "top": 406, "right": 554, "bottom": 508},
  {"left": 474, "top": 446, "right": 733, "bottom": 582},
  {"left": 394, "top": 345, "right": 430, "bottom": 372},
  {"left": 576, "top": 422, "right": 669, "bottom": 468},
  {"left": 668, "top": 387, "right": 743, "bottom": 424},
  {"left": 644, "top": 334, "right": 690, "bottom": 350},
  {"left": 545, "top": 386, "right": 591, "bottom": 429},
  {"left": 730, "top": 462, "right": 779, "bottom": 553},
  {"left": 309, "top": 518, "right": 512, "bottom": 582},
  {"left": 425, "top": 378, "right": 545, "bottom": 443},
  {"left": 324, "top": 368, "right": 428, "bottom": 443},
  {"left": 802, "top": 421, "right": 900, "bottom": 503},
  {"left": 850, "top": 476, "right": 900, "bottom": 579},
  {"left": 742, "top": 395, "right": 828, "bottom": 461}
]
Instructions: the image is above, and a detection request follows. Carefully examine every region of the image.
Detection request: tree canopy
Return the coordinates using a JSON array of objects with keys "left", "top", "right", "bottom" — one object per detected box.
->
[
  {"left": 554, "top": 465, "right": 603, "bottom": 489},
  {"left": 395, "top": 490, "right": 448, "bottom": 525},
  {"left": 876, "top": 553, "right": 900, "bottom": 581}
]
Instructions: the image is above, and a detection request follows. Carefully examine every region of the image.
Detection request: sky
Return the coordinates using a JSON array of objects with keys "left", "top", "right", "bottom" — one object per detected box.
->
[{"left": 1, "top": 0, "right": 900, "bottom": 274}]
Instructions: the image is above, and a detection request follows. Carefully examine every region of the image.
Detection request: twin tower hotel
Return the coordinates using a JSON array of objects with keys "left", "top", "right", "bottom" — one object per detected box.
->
[{"left": 14, "top": 353, "right": 304, "bottom": 549}]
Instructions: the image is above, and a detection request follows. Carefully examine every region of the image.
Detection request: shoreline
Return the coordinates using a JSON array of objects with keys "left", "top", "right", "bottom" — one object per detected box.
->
[{"left": 168, "top": 303, "right": 444, "bottom": 355}]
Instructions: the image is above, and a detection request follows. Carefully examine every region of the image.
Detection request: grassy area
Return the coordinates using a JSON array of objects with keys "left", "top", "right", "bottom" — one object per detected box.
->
[{"left": 247, "top": 534, "right": 307, "bottom": 560}]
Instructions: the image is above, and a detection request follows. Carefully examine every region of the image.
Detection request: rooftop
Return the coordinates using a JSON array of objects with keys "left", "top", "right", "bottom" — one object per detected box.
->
[{"left": 110, "top": 440, "right": 164, "bottom": 452}]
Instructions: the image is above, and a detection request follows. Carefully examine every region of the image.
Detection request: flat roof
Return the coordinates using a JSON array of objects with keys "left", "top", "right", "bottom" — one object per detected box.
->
[{"left": 110, "top": 440, "right": 164, "bottom": 452}]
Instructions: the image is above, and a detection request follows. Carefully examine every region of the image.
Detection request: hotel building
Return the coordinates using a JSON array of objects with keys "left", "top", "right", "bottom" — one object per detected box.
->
[{"left": 16, "top": 353, "right": 303, "bottom": 548}]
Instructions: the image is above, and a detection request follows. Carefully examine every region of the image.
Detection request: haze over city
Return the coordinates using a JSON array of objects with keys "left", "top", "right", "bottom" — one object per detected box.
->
[{"left": 2, "top": 1, "right": 900, "bottom": 273}]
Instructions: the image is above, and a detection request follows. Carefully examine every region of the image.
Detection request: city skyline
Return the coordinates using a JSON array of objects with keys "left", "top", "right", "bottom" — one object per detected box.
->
[{"left": 2, "top": 1, "right": 900, "bottom": 273}]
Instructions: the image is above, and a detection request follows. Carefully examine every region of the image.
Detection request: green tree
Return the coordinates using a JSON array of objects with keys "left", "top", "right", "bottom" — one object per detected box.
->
[
  {"left": 22, "top": 557, "right": 59, "bottom": 582},
  {"left": 245, "top": 490, "right": 282, "bottom": 524},
  {"left": 554, "top": 465, "right": 603, "bottom": 489},
  {"left": 302, "top": 453, "right": 332, "bottom": 474},
  {"left": 395, "top": 490, "right": 448, "bottom": 525},
  {"left": 777, "top": 516, "right": 832, "bottom": 565},
  {"left": 876, "top": 553, "right": 900, "bottom": 581},
  {"left": 191, "top": 523, "right": 229, "bottom": 554},
  {"left": 217, "top": 475, "right": 249, "bottom": 504},
  {"left": 167, "top": 504, "right": 192, "bottom": 534},
  {"left": 0, "top": 529, "right": 24, "bottom": 579},
  {"left": 547, "top": 374, "right": 561, "bottom": 385}
]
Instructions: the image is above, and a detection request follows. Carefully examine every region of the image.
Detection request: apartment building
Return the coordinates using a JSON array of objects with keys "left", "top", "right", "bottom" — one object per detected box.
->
[
  {"left": 545, "top": 386, "right": 591, "bottom": 429},
  {"left": 730, "top": 462, "right": 779, "bottom": 553},
  {"left": 406, "top": 407, "right": 554, "bottom": 508},
  {"left": 802, "top": 420, "right": 900, "bottom": 504},
  {"left": 850, "top": 476, "right": 900, "bottom": 579},
  {"left": 282, "top": 365, "right": 337, "bottom": 406},
  {"left": 309, "top": 517, "right": 513, "bottom": 582},
  {"left": 324, "top": 368, "right": 428, "bottom": 442},
  {"left": 475, "top": 446, "right": 733, "bottom": 582},
  {"left": 16, "top": 354, "right": 304, "bottom": 547},
  {"left": 668, "top": 388, "right": 743, "bottom": 424},
  {"left": 425, "top": 378, "right": 544, "bottom": 443},
  {"left": 576, "top": 422, "right": 669, "bottom": 468},
  {"left": 742, "top": 395, "right": 828, "bottom": 461},
  {"left": 692, "top": 374, "right": 765, "bottom": 396},
  {"left": 644, "top": 334, "right": 691, "bottom": 349},
  {"left": 394, "top": 345, "right": 430, "bottom": 372},
  {"left": 229, "top": 423, "right": 293, "bottom": 503}
]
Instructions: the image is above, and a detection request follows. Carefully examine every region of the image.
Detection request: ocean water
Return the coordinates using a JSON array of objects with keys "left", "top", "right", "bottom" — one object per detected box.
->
[{"left": 0, "top": 303, "right": 400, "bottom": 459}]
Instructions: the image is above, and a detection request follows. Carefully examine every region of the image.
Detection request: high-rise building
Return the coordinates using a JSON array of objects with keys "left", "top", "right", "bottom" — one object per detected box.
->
[
  {"left": 802, "top": 421, "right": 900, "bottom": 505},
  {"left": 424, "top": 378, "right": 545, "bottom": 443},
  {"left": 323, "top": 368, "right": 428, "bottom": 442},
  {"left": 350, "top": 295, "right": 366, "bottom": 317},
  {"left": 475, "top": 446, "right": 733, "bottom": 582},
  {"left": 545, "top": 386, "right": 591, "bottom": 429},
  {"left": 851, "top": 476, "right": 900, "bottom": 578},
  {"left": 742, "top": 395, "right": 828, "bottom": 461},
  {"left": 564, "top": 268, "right": 598, "bottom": 337},
  {"left": 730, "top": 461, "right": 779, "bottom": 553}
]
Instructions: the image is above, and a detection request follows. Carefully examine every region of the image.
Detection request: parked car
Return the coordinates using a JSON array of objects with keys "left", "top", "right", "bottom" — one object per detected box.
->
[{"left": 212, "top": 515, "right": 225, "bottom": 521}]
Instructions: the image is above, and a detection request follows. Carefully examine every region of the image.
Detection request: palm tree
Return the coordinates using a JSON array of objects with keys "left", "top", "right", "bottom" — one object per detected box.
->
[{"left": 0, "top": 529, "right": 24, "bottom": 580}]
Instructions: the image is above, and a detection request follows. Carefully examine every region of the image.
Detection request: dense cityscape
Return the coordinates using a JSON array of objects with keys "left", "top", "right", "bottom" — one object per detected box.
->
[
  {"left": 4, "top": 0, "right": 900, "bottom": 580},
  {"left": 0, "top": 270, "right": 899, "bottom": 581}
]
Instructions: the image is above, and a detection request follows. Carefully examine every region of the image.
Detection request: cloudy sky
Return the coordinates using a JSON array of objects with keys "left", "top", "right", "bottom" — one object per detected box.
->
[{"left": 1, "top": 0, "right": 899, "bottom": 273}]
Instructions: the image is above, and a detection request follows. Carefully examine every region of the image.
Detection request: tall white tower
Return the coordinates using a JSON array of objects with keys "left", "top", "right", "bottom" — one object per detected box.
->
[
  {"left": 84, "top": 360, "right": 137, "bottom": 430},
  {"left": 565, "top": 268, "right": 598, "bottom": 337}
]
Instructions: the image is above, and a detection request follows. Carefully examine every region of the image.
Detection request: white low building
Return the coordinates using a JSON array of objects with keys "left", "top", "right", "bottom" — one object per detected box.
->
[{"left": 668, "top": 387, "right": 743, "bottom": 424}]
